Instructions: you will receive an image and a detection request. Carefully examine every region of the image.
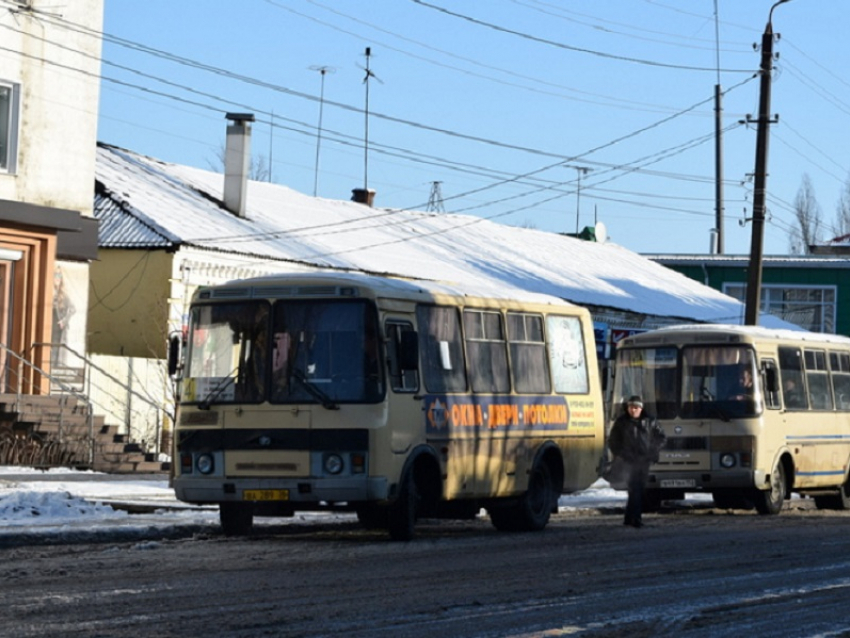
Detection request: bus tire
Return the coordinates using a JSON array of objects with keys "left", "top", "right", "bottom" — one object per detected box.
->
[
  {"left": 751, "top": 462, "right": 786, "bottom": 515},
  {"left": 491, "top": 459, "right": 555, "bottom": 532},
  {"left": 220, "top": 502, "right": 254, "bottom": 536},
  {"left": 814, "top": 476, "right": 850, "bottom": 510},
  {"left": 387, "top": 470, "right": 418, "bottom": 541}
]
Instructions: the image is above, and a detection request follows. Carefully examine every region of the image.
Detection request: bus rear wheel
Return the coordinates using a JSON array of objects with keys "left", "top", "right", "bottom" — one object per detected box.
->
[
  {"left": 751, "top": 463, "right": 786, "bottom": 515},
  {"left": 220, "top": 502, "right": 254, "bottom": 536},
  {"left": 489, "top": 459, "right": 556, "bottom": 532},
  {"left": 814, "top": 476, "right": 850, "bottom": 510}
]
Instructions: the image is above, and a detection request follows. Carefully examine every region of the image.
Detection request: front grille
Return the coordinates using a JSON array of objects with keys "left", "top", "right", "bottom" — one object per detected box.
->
[{"left": 664, "top": 436, "right": 708, "bottom": 451}]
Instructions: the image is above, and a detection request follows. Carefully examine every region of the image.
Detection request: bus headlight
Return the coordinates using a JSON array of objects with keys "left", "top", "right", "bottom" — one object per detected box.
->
[
  {"left": 196, "top": 453, "right": 215, "bottom": 475},
  {"left": 719, "top": 453, "right": 737, "bottom": 469},
  {"left": 324, "top": 453, "right": 344, "bottom": 475}
]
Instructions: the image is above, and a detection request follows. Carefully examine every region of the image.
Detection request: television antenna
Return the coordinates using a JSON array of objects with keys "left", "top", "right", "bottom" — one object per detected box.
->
[
  {"left": 356, "top": 47, "right": 383, "bottom": 192},
  {"left": 308, "top": 64, "right": 336, "bottom": 197}
]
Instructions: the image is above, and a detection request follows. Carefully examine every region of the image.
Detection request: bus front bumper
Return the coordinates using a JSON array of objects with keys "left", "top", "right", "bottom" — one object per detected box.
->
[
  {"left": 647, "top": 469, "right": 756, "bottom": 491},
  {"left": 174, "top": 475, "right": 389, "bottom": 505}
]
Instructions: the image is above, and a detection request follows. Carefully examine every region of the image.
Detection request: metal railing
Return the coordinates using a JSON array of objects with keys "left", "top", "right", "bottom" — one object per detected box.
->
[
  {"left": 32, "top": 342, "right": 172, "bottom": 456},
  {"left": 0, "top": 342, "right": 96, "bottom": 466}
]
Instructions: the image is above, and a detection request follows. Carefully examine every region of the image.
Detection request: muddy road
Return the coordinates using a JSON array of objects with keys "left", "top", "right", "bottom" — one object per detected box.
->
[{"left": 2, "top": 500, "right": 849, "bottom": 637}]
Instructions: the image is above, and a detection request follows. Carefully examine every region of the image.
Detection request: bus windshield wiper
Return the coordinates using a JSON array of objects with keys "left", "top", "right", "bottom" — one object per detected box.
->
[
  {"left": 292, "top": 369, "right": 339, "bottom": 410},
  {"left": 197, "top": 367, "right": 239, "bottom": 410}
]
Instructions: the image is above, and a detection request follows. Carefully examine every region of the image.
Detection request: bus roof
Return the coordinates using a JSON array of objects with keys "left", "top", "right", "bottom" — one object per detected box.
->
[
  {"left": 196, "top": 271, "right": 582, "bottom": 311},
  {"left": 618, "top": 323, "right": 850, "bottom": 348}
]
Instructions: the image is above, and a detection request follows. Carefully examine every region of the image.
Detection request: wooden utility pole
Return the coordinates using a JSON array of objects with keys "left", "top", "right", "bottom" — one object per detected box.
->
[{"left": 744, "top": 1, "right": 790, "bottom": 325}]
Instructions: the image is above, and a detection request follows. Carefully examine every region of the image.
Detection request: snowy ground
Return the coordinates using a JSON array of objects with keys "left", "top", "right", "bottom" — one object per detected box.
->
[{"left": 0, "top": 466, "right": 711, "bottom": 543}]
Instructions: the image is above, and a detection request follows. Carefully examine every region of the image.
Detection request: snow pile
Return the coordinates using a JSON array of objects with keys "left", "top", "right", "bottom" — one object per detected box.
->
[{"left": 0, "top": 490, "right": 127, "bottom": 526}]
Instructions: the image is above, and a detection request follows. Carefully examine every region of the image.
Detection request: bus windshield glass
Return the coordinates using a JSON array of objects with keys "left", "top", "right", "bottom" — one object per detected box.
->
[
  {"left": 184, "top": 299, "right": 382, "bottom": 406},
  {"left": 615, "top": 344, "right": 760, "bottom": 419},
  {"left": 614, "top": 346, "right": 678, "bottom": 419},
  {"left": 680, "top": 345, "right": 760, "bottom": 419}
]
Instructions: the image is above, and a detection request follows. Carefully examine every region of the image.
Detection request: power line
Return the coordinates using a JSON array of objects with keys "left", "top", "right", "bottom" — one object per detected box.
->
[{"left": 409, "top": 0, "right": 755, "bottom": 73}]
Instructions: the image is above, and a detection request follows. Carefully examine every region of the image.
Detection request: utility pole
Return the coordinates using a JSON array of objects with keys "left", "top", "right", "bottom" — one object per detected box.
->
[
  {"left": 713, "top": 0, "right": 724, "bottom": 254},
  {"left": 744, "top": 0, "right": 790, "bottom": 325}
]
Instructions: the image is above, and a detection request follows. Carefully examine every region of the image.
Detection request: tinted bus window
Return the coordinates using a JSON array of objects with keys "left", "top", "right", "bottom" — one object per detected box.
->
[
  {"left": 830, "top": 351, "right": 850, "bottom": 409},
  {"left": 507, "top": 312, "right": 550, "bottom": 394},
  {"left": 805, "top": 349, "right": 832, "bottom": 410},
  {"left": 387, "top": 321, "right": 419, "bottom": 393},
  {"left": 416, "top": 305, "right": 467, "bottom": 393},
  {"left": 779, "top": 347, "right": 807, "bottom": 409},
  {"left": 463, "top": 309, "right": 510, "bottom": 393}
]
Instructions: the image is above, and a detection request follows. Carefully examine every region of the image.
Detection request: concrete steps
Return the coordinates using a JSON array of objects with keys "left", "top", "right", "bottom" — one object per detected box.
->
[{"left": 0, "top": 393, "right": 170, "bottom": 473}]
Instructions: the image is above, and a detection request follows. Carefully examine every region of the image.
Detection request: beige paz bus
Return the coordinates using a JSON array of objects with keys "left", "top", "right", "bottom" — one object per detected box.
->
[
  {"left": 612, "top": 324, "right": 850, "bottom": 514},
  {"left": 171, "top": 272, "right": 605, "bottom": 540}
]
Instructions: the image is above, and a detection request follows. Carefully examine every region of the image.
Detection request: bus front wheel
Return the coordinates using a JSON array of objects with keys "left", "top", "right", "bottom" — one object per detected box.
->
[
  {"left": 387, "top": 470, "right": 418, "bottom": 541},
  {"left": 751, "top": 463, "right": 786, "bottom": 515},
  {"left": 220, "top": 502, "right": 254, "bottom": 536}
]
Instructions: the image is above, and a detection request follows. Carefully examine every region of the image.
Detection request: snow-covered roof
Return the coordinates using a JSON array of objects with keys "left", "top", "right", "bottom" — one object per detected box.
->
[
  {"left": 623, "top": 323, "right": 850, "bottom": 346},
  {"left": 93, "top": 143, "right": 793, "bottom": 329}
]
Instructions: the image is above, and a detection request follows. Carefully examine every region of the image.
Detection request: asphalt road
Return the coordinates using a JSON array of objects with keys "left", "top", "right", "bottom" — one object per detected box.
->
[{"left": 1, "top": 499, "right": 849, "bottom": 638}]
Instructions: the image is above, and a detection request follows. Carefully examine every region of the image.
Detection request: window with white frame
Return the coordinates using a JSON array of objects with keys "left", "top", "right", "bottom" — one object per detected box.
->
[
  {"left": 0, "top": 81, "right": 21, "bottom": 173},
  {"left": 723, "top": 283, "right": 836, "bottom": 333}
]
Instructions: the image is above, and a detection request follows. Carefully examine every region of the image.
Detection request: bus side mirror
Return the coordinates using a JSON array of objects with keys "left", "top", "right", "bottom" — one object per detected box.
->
[
  {"left": 399, "top": 331, "right": 419, "bottom": 371},
  {"left": 764, "top": 367, "right": 778, "bottom": 393},
  {"left": 168, "top": 334, "right": 181, "bottom": 376}
]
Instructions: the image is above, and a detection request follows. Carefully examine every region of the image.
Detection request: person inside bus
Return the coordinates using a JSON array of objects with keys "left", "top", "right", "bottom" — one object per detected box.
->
[
  {"left": 783, "top": 377, "right": 804, "bottom": 408},
  {"left": 608, "top": 395, "right": 666, "bottom": 528},
  {"left": 728, "top": 368, "right": 755, "bottom": 402}
]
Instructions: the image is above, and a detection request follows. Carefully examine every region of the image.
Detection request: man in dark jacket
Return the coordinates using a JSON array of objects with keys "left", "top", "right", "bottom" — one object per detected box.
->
[{"left": 608, "top": 395, "right": 666, "bottom": 528}]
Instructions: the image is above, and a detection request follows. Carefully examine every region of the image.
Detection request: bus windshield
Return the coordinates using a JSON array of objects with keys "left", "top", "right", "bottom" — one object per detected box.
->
[
  {"left": 184, "top": 299, "right": 382, "bottom": 406},
  {"left": 614, "top": 344, "right": 760, "bottom": 419}
]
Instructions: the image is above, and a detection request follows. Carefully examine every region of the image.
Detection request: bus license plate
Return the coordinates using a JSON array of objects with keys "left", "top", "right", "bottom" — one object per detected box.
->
[
  {"left": 660, "top": 479, "right": 695, "bottom": 488},
  {"left": 243, "top": 489, "right": 289, "bottom": 501}
]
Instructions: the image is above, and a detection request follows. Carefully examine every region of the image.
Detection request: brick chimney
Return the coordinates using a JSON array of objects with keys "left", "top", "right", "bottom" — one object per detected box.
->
[
  {"left": 224, "top": 113, "right": 254, "bottom": 217},
  {"left": 351, "top": 187, "right": 376, "bottom": 207}
]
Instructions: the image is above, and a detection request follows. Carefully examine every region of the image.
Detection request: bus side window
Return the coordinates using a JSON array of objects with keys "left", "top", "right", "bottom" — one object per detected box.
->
[
  {"left": 762, "top": 359, "right": 781, "bottom": 409},
  {"left": 779, "top": 346, "right": 808, "bottom": 410},
  {"left": 387, "top": 321, "right": 419, "bottom": 393},
  {"left": 804, "top": 349, "right": 832, "bottom": 411},
  {"left": 415, "top": 305, "right": 467, "bottom": 393},
  {"left": 830, "top": 351, "right": 850, "bottom": 410}
]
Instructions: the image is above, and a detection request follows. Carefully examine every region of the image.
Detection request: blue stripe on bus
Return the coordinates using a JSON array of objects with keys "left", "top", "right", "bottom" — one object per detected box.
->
[
  {"left": 786, "top": 435, "right": 850, "bottom": 440},
  {"left": 796, "top": 470, "right": 846, "bottom": 477}
]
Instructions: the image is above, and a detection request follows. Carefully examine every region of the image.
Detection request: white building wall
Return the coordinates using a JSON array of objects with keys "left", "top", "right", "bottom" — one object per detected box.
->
[
  {"left": 0, "top": 0, "right": 103, "bottom": 211},
  {"left": 87, "top": 353, "right": 171, "bottom": 455}
]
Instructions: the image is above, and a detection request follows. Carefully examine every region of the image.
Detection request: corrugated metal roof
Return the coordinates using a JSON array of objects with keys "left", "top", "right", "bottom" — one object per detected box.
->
[{"left": 94, "top": 191, "right": 175, "bottom": 248}]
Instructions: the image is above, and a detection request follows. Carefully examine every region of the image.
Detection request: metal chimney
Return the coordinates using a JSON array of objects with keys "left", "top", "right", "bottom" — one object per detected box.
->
[
  {"left": 224, "top": 113, "right": 254, "bottom": 218},
  {"left": 351, "top": 187, "right": 376, "bottom": 207}
]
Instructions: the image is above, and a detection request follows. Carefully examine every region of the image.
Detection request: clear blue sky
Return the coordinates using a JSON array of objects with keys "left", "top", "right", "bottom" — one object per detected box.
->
[{"left": 97, "top": 1, "right": 848, "bottom": 256}]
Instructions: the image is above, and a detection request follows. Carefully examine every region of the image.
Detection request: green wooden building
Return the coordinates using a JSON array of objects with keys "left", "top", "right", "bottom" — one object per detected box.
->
[{"left": 647, "top": 254, "right": 850, "bottom": 336}]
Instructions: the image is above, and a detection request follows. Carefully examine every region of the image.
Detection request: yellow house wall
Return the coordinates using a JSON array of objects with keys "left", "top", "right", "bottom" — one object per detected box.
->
[{"left": 88, "top": 249, "right": 174, "bottom": 358}]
